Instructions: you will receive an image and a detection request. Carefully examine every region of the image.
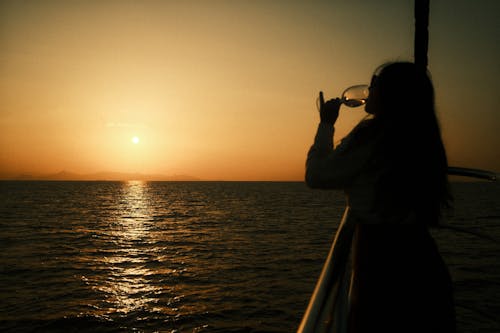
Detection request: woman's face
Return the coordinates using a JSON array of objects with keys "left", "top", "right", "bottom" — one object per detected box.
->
[{"left": 364, "top": 75, "right": 380, "bottom": 115}]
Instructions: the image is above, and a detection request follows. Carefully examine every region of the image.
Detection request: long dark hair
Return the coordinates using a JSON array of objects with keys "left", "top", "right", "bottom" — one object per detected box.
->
[{"left": 370, "top": 62, "right": 451, "bottom": 226}]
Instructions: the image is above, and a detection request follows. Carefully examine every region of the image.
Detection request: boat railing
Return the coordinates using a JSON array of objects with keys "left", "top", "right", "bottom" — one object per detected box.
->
[{"left": 447, "top": 167, "right": 497, "bottom": 181}]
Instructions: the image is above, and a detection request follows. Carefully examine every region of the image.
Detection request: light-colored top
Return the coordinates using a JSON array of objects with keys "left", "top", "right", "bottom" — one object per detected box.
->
[{"left": 306, "top": 121, "right": 416, "bottom": 225}]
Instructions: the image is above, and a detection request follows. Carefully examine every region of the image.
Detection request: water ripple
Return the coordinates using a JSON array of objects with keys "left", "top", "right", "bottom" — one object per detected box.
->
[{"left": 1, "top": 181, "right": 499, "bottom": 332}]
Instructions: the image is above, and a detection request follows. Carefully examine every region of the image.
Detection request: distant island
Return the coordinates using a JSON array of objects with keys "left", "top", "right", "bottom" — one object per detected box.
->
[{"left": 1, "top": 171, "right": 200, "bottom": 181}]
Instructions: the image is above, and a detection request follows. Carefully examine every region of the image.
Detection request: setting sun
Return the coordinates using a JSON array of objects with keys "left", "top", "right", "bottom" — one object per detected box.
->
[{"left": 132, "top": 136, "right": 140, "bottom": 144}]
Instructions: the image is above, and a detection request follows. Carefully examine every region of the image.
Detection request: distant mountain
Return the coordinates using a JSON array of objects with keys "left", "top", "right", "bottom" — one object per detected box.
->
[
  {"left": 44, "top": 171, "right": 82, "bottom": 180},
  {"left": 5, "top": 171, "right": 200, "bottom": 181},
  {"left": 83, "top": 171, "right": 200, "bottom": 181}
]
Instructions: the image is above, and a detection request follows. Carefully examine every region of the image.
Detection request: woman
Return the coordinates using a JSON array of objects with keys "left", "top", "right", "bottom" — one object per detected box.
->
[{"left": 306, "top": 62, "right": 456, "bottom": 332}]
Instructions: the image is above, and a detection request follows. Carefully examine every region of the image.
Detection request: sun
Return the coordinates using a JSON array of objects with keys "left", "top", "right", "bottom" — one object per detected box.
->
[{"left": 131, "top": 136, "right": 140, "bottom": 144}]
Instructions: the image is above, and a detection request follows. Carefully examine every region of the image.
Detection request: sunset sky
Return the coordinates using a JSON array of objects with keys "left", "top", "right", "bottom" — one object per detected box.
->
[{"left": 1, "top": 0, "right": 499, "bottom": 180}]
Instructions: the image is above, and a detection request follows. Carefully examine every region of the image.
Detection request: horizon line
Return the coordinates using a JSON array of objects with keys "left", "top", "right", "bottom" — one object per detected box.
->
[{"left": 0, "top": 170, "right": 304, "bottom": 182}]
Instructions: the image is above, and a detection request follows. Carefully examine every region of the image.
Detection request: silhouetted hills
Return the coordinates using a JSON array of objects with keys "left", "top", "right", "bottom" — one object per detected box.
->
[{"left": 3, "top": 171, "right": 200, "bottom": 181}]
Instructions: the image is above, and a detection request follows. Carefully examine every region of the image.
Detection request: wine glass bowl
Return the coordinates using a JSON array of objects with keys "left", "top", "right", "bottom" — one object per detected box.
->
[{"left": 341, "top": 84, "right": 369, "bottom": 108}]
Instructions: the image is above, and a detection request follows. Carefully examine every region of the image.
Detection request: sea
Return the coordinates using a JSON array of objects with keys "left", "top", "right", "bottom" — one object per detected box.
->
[{"left": 0, "top": 181, "right": 499, "bottom": 333}]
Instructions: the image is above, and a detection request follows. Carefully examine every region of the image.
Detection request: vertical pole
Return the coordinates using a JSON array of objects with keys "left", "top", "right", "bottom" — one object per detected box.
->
[{"left": 414, "top": 0, "right": 430, "bottom": 70}]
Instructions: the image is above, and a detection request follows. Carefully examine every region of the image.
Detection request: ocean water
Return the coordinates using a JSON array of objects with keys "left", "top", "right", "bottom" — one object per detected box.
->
[{"left": 0, "top": 181, "right": 499, "bottom": 332}]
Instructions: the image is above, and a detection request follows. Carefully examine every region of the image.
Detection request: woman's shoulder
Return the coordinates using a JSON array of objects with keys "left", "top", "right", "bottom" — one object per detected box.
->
[
  {"left": 355, "top": 116, "right": 378, "bottom": 129},
  {"left": 335, "top": 118, "right": 380, "bottom": 154},
  {"left": 348, "top": 117, "right": 380, "bottom": 140}
]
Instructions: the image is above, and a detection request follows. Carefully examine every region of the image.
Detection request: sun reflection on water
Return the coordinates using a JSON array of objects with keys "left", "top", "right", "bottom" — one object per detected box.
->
[
  {"left": 94, "top": 181, "right": 165, "bottom": 315},
  {"left": 77, "top": 181, "right": 214, "bottom": 329}
]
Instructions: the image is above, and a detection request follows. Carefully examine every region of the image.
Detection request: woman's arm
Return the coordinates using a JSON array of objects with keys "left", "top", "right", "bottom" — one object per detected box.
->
[{"left": 306, "top": 121, "right": 376, "bottom": 190}]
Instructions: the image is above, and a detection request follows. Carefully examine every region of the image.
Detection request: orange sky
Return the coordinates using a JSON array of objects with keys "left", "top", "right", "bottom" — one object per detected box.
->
[{"left": 1, "top": 0, "right": 499, "bottom": 180}]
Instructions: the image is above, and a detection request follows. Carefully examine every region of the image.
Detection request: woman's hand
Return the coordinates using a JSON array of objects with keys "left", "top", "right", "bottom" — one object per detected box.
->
[{"left": 319, "top": 91, "right": 341, "bottom": 125}]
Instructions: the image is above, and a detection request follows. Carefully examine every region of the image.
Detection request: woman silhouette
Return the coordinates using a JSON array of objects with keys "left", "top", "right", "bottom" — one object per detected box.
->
[{"left": 306, "top": 62, "right": 456, "bottom": 332}]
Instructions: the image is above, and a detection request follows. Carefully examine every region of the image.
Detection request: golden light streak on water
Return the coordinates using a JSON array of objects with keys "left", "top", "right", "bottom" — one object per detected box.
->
[{"left": 93, "top": 180, "right": 163, "bottom": 315}]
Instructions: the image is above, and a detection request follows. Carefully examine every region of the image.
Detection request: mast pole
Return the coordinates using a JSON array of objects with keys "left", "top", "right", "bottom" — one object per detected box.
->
[
  {"left": 415, "top": 0, "right": 496, "bottom": 181},
  {"left": 414, "top": 0, "right": 430, "bottom": 70}
]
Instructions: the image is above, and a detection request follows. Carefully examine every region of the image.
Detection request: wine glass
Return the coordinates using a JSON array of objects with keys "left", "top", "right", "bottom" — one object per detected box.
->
[
  {"left": 341, "top": 84, "right": 369, "bottom": 108},
  {"left": 316, "top": 84, "right": 369, "bottom": 111}
]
